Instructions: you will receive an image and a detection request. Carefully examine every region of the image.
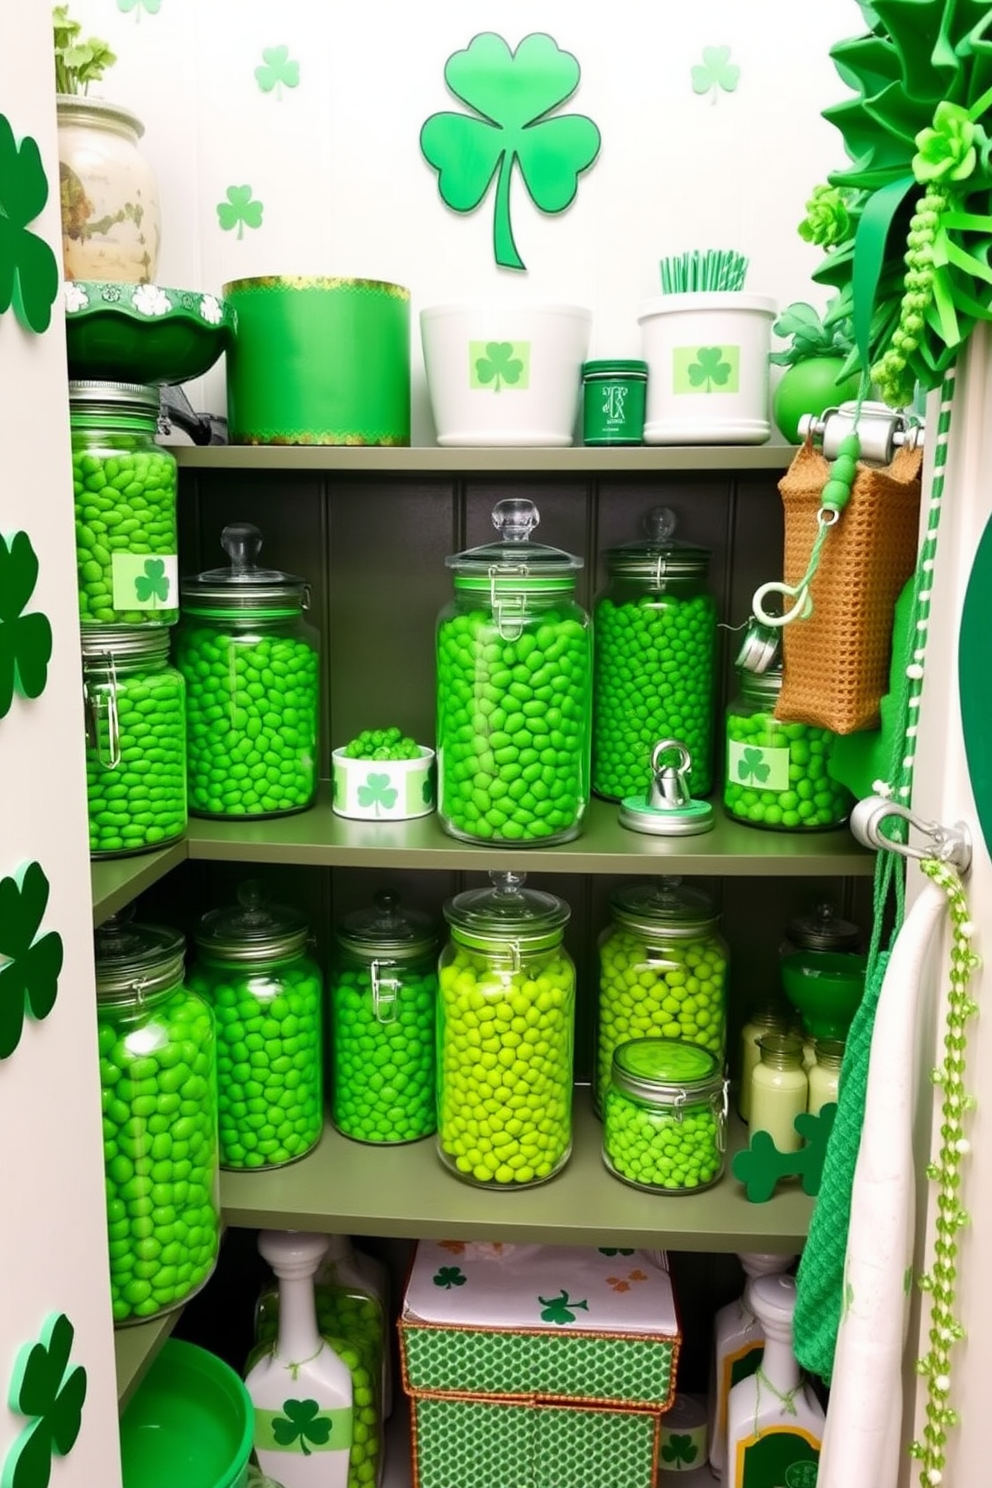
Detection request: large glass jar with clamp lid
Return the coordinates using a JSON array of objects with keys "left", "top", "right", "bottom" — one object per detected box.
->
[{"left": 436, "top": 498, "right": 592, "bottom": 845}]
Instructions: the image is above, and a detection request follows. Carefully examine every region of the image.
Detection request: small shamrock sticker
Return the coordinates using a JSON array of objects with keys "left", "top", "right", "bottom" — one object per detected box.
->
[
  {"left": 0, "top": 862, "right": 64, "bottom": 1061},
  {"left": 737, "top": 746, "right": 770, "bottom": 784},
  {"left": 270, "top": 1399, "right": 331, "bottom": 1456},
  {"left": 217, "top": 185, "right": 264, "bottom": 240},
  {"left": 538, "top": 1289, "right": 588, "bottom": 1325},
  {"left": 691, "top": 46, "right": 740, "bottom": 103},
  {"left": 661, "top": 1434, "right": 699, "bottom": 1466},
  {"left": 357, "top": 773, "right": 397, "bottom": 815},
  {"left": 0, "top": 532, "right": 53, "bottom": 720},
  {"left": 688, "top": 347, "right": 733, "bottom": 392},
  {"left": 598, "top": 1248, "right": 634, "bottom": 1257},
  {"left": 475, "top": 342, "right": 524, "bottom": 392},
  {"left": 433, "top": 1266, "right": 467, "bottom": 1289},
  {"left": 3, "top": 1313, "right": 87, "bottom": 1488},
  {"left": 134, "top": 558, "right": 170, "bottom": 607},
  {"left": 118, "top": 0, "right": 161, "bottom": 17},
  {"left": 256, "top": 45, "right": 300, "bottom": 99},
  {"left": 0, "top": 114, "right": 60, "bottom": 334}
]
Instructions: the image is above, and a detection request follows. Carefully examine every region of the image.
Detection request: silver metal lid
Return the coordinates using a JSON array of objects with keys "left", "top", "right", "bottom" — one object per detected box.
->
[
  {"left": 68, "top": 380, "right": 160, "bottom": 417},
  {"left": 617, "top": 739, "right": 715, "bottom": 836},
  {"left": 94, "top": 908, "right": 185, "bottom": 1001},
  {"left": 80, "top": 624, "right": 172, "bottom": 662},
  {"left": 735, "top": 618, "right": 781, "bottom": 674}
]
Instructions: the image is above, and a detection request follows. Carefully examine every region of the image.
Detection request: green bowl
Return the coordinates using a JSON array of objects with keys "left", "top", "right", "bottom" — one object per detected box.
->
[
  {"left": 64, "top": 281, "right": 235, "bottom": 386},
  {"left": 120, "top": 1339, "right": 253, "bottom": 1488},
  {"left": 780, "top": 950, "right": 868, "bottom": 1040}
]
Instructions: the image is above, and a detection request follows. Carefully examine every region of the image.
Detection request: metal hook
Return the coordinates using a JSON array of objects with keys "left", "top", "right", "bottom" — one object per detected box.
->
[{"left": 850, "top": 795, "right": 972, "bottom": 874}]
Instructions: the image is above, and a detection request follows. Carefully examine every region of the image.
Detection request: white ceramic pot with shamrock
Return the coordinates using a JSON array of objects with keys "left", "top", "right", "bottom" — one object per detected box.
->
[
  {"left": 420, "top": 301, "right": 592, "bottom": 446},
  {"left": 332, "top": 747, "right": 436, "bottom": 821},
  {"left": 638, "top": 293, "right": 776, "bottom": 445}
]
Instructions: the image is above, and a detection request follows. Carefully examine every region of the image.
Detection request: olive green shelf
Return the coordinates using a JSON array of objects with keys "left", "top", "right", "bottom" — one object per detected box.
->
[
  {"left": 219, "top": 1093, "right": 811, "bottom": 1252},
  {"left": 173, "top": 444, "right": 794, "bottom": 475},
  {"left": 91, "top": 840, "right": 187, "bottom": 926},
  {"left": 114, "top": 1308, "right": 183, "bottom": 1408}
]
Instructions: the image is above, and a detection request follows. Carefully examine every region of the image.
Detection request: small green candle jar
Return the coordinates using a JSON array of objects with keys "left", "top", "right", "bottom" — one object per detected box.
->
[
  {"left": 582, "top": 360, "right": 647, "bottom": 445},
  {"left": 603, "top": 1039, "right": 727, "bottom": 1194}
]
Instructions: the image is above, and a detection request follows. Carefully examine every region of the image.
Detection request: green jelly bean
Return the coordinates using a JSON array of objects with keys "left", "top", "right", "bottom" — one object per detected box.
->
[
  {"left": 343, "top": 726, "right": 420, "bottom": 761},
  {"left": 592, "top": 589, "right": 717, "bottom": 799},
  {"left": 330, "top": 962, "right": 437, "bottom": 1143},
  {"left": 724, "top": 703, "right": 852, "bottom": 830},
  {"left": 437, "top": 944, "right": 574, "bottom": 1186},
  {"left": 603, "top": 1086, "right": 724, "bottom": 1192},
  {"left": 72, "top": 433, "right": 178, "bottom": 625},
  {"left": 174, "top": 622, "right": 319, "bottom": 818},
  {"left": 188, "top": 957, "right": 323, "bottom": 1170},
  {"left": 99, "top": 985, "right": 220, "bottom": 1324}
]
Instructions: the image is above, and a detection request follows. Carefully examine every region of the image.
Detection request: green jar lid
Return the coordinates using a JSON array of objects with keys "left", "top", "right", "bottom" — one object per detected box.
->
[
  {"left": 582, "top": 360, "right": 648, "bottom": 379},
  {"left": 336, "top": 889, "right": 437, "bottom": 962},
  {"left": 181, "top": 522, "right": 307, "bottom": 613},
  {"left": 448, "top": 498, "right": 582, "bottom": 590},
  {"left": 610, "top": 876, "right": 719, "bottom": 939},
  {"left": 194, "top": 880, "right": 309, "bottom": 962},
  {"left": 604, "top": 506, "right": 710, "bottom": 579},
  {"left": 612, "top": 1038, "right": 723, "bottom": 1104},
  {"left": 444, "top": 871, "right": 570, "bottom": 951},
  {"left": 94, "top": 907, "right": 186, "bottom": 1001},
  {"left": 80, "top": 624, "right": 171, "bottom": 663}
]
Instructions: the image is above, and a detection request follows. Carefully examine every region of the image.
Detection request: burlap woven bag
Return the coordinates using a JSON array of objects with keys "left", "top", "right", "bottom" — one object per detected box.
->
[{"left": 776, "top": 440, "right": 923, "bottom": 734}]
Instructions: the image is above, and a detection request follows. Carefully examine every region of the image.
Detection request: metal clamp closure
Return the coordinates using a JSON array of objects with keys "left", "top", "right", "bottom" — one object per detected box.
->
[
  {"left": 713, "top": 1080, "right": 730, "bottom": 1153},
  {"left": 83, "top": 655, "right": 121, "bottom": 770},
  {"left": 370, "top": 959, "right": 402, "bottom": 1023},
  {"left": 489, "top": 564, "right": 528, "bottom": 640},
  {"left": 850, "top": 796, "right": 972, "bottom": 874}
]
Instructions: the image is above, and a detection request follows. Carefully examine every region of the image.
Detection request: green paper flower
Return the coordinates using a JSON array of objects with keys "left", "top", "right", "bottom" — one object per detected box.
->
[
  {"left": 4, "top": 1313, "right": 87, "bottom": 1488},
  {"left": 798, "top": 184, "right": 852, "bottom": 247},
  {"left": 913, "top": 100, "right": 977, "bottom": 184},
  {"left": 0, "top": 862, "right": 64, "bottom": 1061},
  {"left": 0, "top": 532, "right": 53, "bottom": 720},
  {"left": 0, "top": 114, "right": 59, "bottom": 335},
  {"left": 270, "top": 1399, "right": 331, "bottom": 1456}
]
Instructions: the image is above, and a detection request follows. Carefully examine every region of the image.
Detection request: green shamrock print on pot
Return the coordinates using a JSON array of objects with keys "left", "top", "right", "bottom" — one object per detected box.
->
[
  {"left": 0, "top": 862, "right": 63, "bottom": 1061},
  {"left": 271, "top": 1399, "right": 332, "bottom": 1456},
  {"left": 256, "top": 45, "right": 300, "bottom": 98},
  {"left": 538, "top": 1289, "right": 588, "bottom": 1325},
  {"left": 737, "top": 746, "right": 770, "bottom": 784},
  {"left": 688, "top": 347, "right": 733, "bottom": 391},
  {"left": 133, "top": 557, "right": 170, "bottom": 607},
  {"left": 433, "top": 1266, "right": 467, "bottom": 1289},
  {"left": 3, "top": 1313, "right": 86, "bottom": 1488},
  {"left": 691, "top": 46, "right": 740, "bottom": 103},
  {"left": 217, "top": 185, "right": 264, "bottom": 240},
  {"left": 0, "top": 114, "right": 60, "bottom": 335},
  {"left": 661, "top": 1434, "right": 699, "bottom": 1466},
  {"left": 474, "top": 342, "right": 524, "bottom": 392},
  {"left": 420, "top": 32, "right": 601, "bottom": 270},
  {"left": 0, "top": 532, "right": 53, "bottom": 719},
  {"left": 357, "top": 773, "right": 397, "bottom": 815}
]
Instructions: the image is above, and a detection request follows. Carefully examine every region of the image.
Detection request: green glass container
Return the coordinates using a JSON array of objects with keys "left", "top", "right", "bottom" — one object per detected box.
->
[
  {"left": 83, "top": 625, "right": 187, "bottom": 858},
  {"left": 603, "top": 1039, "right": 728, "bottom": 1194},
  {"left": 724, "top": 666, "right": 853, "bottom": 830},
  {"left": 188, "top": 883, "right": 324, "bottom": 1171},
  {"left": 582, "top": 359, "right": 648, "bottom": 445},
  {"left": 592, "top": 508, "right": 717, "bottom": 800},
  {"left": 70, "top": 380, "right": 178, "bottom": 625},
  {"left": 596, "top": 877, "right": 728, "bottom": 1113},
  {"left": 94, "top": 912, "right": 220, "bottom": 1325},
  {"left": 330, "top": 889, "right": 438, "bottom": 1145},
  {"left": 175, "top": 522, "right": 319, "bottom": 818},
  {"left": 437, "top": 872, "right": 575, "bottom": 1188},
  {"left": 436, "top": 498, "right": 592, "bottom": 846}
]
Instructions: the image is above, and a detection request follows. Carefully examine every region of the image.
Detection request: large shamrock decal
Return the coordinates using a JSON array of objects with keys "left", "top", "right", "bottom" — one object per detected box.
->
[
  {"left": 737, "top": 746, "right": 770, "bottom": 785},
  {"left": 217, "top": 185, "right": 264, "bottom": 240},
  {"left": 357, "top": 773, "right": 397, "bottom": 815},
  {"left": 661, "top": 1434, "right": 699, "bottom": 1466},
  {"left": 691, "top": 46, "right": 740, "bottom": 103},
  {"left": 270, "top": 1399, "right": 332, "bottom": 1456},
  {"left": 0, "top": 114, "right": 60, "bottom": 334},
  {"left": 433, "top": 1266, "right": 466, "bottom": 1289},
  {"left": 475, "top": 342, "right": 524, "bottom": 391},
  {"left": 134, "top": 558, "right": 170, "bottom": 606},
  {"left": 0, "top": 532, "right": 53, "bottom": 720},
  {"left": 2, "top": 1313, "right": 87, "bottom": 1488},
  {"left": 0, "top": 862, "right": 63, "bottom": 1061},
  {"left": 420, "top": 32, "right": 601, "bottom": 270},
  {"left": 256, "top": 45, "right": 300, "bottom": 99},
  {"left": 538, "top": 1289, "right": 588, "bottom": 1325},
  {"left": 687, "top": 347, "right": 733, "bottom": 392}
]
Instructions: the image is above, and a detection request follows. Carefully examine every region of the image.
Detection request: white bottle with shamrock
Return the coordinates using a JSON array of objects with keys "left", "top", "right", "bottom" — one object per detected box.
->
[
  {"left": 246, "top": 1230, "right": 354, "bottom": 1488},
  {"left": 707, "top": 1252, "right": 796, "bottom": 1477}
]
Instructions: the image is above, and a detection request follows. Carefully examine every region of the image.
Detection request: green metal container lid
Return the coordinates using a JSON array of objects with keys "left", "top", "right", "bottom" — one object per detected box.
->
[
  {"left": 612, "top": 1037, "right": 722, "bottom": 1103},
  {"left": 194, "top": 880, "right": 309, "bottom": 962},
  {"left": 582, "top": 360, "right": 648, "bottom": 378},
  {"left": 444, "top": 871, "right": 570, "bottom": 950},
  {"left": 94, "top": 907, "right": 185, "bottom": 1000},
  {"left": 336, "top": 889, "right": 437, "bottom": 962},
  {"left": 605, "top": 506, "right": 710, "bottom": 578},
  {"left": 181, "top": 522, "right": 307, "bottom": 613},
  {"left": 448, "top": 498, "right": 582, "bottom": 590},
  {"left": 610, "top": 876, "right": 719, "bottom": 938}
]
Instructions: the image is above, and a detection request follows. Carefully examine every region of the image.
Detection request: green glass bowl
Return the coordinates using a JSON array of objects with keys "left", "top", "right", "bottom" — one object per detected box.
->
[
  {"left": 64, "top": 281, "right": 235, "bottom": 386},
  {"left": 119, "top": 1339, "right": 253, "bottom": 1488},
  {"left": 780, "top": 950, "right": 868, "bottom": 1040}
]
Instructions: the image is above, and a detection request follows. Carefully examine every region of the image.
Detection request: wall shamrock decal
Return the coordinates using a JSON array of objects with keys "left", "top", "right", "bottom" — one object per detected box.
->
[
  {"left": 2, "top": 1313, "right": 87, "bottom": 1488},
  {"left": 217, "top": 185, "right": 264, "bottom": 240},
  {"left": 661, "top": 1434, "right": 699, "bottom": 1466},
  {"left": 357, "top": 773, "right": 397, "bottom": 814},
  {"left": 0, "top": 115, "right": 59, "bottom": 335},
  {"left": 270, "top": 1399, "right": 332, "bottom": 1455},
  {"left": 538, "top": 1289, "right": 589, "bottom": 1325},
  {"left": 420, "top": 32, "right": 601, "bottom": 271},
  {"left": 432, "top": 1266, "right": 467, "bottom": 1289},
  {"left": 691, "top": 46, "right": 740, "bottom": 103},
  {"left": 472, "top": 341, "right": 526, "bottom": 391},
  {"left": 134, "top": 558, "right": 170, "bottom": 607},
  {"left": 0, "top": 532, "right": 53, "bottom": 720},
  {"left": 0, "top": 862, "right": 64, "bottom": 1061},
  {"left": 256, "top": 46, "right": 300, "bottom": 98},
  {"left": 118, "top": 0, "right": 161, "bottom": 16}
]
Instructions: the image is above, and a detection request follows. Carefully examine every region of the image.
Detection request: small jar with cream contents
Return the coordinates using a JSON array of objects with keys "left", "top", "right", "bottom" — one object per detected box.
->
[
  {"left": 807, "top": 1038, "right": 845, "bottom": 1115},
  {"left": 750, "top": 1033, "right": 807, "bottom": 1153}
]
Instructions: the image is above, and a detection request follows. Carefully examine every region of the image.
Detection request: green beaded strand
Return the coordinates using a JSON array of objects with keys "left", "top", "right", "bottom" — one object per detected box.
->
[{"left": 873, "top": 184, "right": 950, "bottom": 410}]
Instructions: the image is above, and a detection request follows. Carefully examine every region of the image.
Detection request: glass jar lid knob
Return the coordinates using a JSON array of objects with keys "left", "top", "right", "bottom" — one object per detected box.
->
[
  {"left": 222, "top": 522, "right": 264, "bottom": 576},
  {"left": 489, "top": 869, "right": 527, "bottom": 898},
  {"left": 644, "top": 506, "right": 677, "bottom": 542},
  {"left": 492, "top": 499, "right": 539, "bottom": 544}
]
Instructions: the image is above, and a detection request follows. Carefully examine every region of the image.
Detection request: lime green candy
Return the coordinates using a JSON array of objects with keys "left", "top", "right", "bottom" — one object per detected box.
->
[
  {"left": 174, "top": 625, "right": 319, "bottom": 817},
  {"left": 187, "top": 960, "right": 323, "bottom": 1169},
  {"left": 74, "top": 446, "right": 178, "bottom": 624},
  {"left": 85, "top": 664, "right": 187, "bottom": 857},
  {"left": 603, "top": 1085, "right": 723, "bottom": 1192},
  {"left": 596, "top": 929, "right": 727, "bottom": 1111},
  {"left": 437, "top": 946, "right": 574, "bottom": 1186},
  {"left": 343, "top": 726, "right": 420, "bottom": 761},
  {"left": 98, "top": 987, "right": 220, "bottom": 1323},
  {"left": 724, "top": 707, "right": 852, "bottom": 830},
  {"left": 436, "top": 608, "right": 592, "bottom": 844},
  {"left": 331, "top": 964, "right": 436, "bottom": 1143}
]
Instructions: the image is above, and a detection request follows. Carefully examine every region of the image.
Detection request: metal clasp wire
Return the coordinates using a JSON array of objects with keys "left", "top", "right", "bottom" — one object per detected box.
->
[
  {"left": 370, "top": 959, "right": 401, "bottom": 1024},
  {"left": 850, "top": 796, "right": 972, "bottom": 874},
  {"left": 490, "top": 564, "right": 528, "bottom": 641},
  {"left": 714, "top": 1080, "right": 730, "bottom": 1154},
  {"left": 84, "top": 652, "right": 121, "bottom": 770}
]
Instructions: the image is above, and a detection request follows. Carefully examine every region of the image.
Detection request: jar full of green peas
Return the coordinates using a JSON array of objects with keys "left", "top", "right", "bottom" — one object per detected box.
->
[
  {"left": 593, "top": 507, "right": 717, "bottom": 800},
  {"left": 331, "top": 890, "right": 438, "bottom": 1144},
  {"left": 94, "top": 911, "right": 220, "bottom": 1325},
  {"left": 188, "top": 882, "right": 324, "bottom": 1170},
  {"left": 437, "top": 871, "right": 575, "bottom": 1187},
  {"left": 82, "top": 625, "right": 187, "bottom": 857},
  {"left": 603, "top": 1039, "right": 728, "bottom": 1194},
  {"left": 596, "top": 878, "right": 728, "bottom": 1113},
  {"left": 70, "top": 381, "right": 178, "bottom": 626},
  {"left": 436, "top": 498, "right": 592, "bottom": 846},
  {"left": 724, "top": 665, "right": 853, "bottom": 830},
  {"left": 175, "top": 522, "right": 319, "bottom": 818}
]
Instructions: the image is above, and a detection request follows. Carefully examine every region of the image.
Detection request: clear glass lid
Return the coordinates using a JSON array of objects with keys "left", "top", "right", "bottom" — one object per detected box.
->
[
  {"left": 93, "top": 906, "right": 185, "bottom": 999},
  {"left": 605, "top": 506, "right": 710, "bottom": 578},
  {"left": 610, "top": 875, "right": 719, "bottom": 938},
  {"left": 447, "top": 499, "right": 582, "bottom": 582},
  {"left": 181, "top": 522, "right": 307, "bottom": 610},
  {"left": 444, "top": 871, "right": 570, "bottom": 946},
  {"left": 193, "top": 880, "right": 309, "bottom": 961},
  {"left": 336, "top": 888, "right": 437, "bottom": 962}
]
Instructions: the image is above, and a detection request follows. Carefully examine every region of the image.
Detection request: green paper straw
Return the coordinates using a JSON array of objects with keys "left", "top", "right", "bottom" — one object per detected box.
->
[{"left": 659, "top": 249, "right": 749, "bottom": 293}]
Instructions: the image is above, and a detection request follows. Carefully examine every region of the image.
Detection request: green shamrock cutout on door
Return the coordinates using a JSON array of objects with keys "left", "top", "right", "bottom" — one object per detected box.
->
[
  {"left": 433, "top": 1266, "right": 467, "bottom": 1289},
  {"left": 2, "top": 1313, "right": 87, "bottom": 1488},
  {"left": 271, "top": 1400, "right": 332, "bottom": 1456},
  {"left": 538, "top": 1289, "right": 588, "bottom": 1325},
  {"left": 737, "top": 746, "right": 770, "bottom": 784},
  {"left": 357, "top": 773, "right": 397, "bottom": 814},
  {"left": 732, "top": 1104, "right": 837, "bottom": 1202},
  {"left": 217, "top": 185, "right": 264, "bottom": 240},
  {"left": 661, "top": 1434, "right": 699, "bottom": 1466},
  {"left": 0, "top": 114, "right": 60, "bottom": 334},
  {"left": 420, "top": 32, "right": 601, "bottom": 270},
  {"left": 475, "top": 342, "right": 524, "bottom": 391},
  {"left": 256, "top": 46, "right": 300, "bottom": 98},
  {"left": 688, "top": 347, "right": 733, "bottom": 392},
  {"left": 134, "top": 558, "right": 170, "bottom": 606},
  {"left": 0, "top": 862, "right": 64, "bottom": 1061},
  {"left": 0, "top": 532, "right": 53, "bottom": 720},
  {"left": 691, "top": 46, "right": 740, "bottom": 102}
]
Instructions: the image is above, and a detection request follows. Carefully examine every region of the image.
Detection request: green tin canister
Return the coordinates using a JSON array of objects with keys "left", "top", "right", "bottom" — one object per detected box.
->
[
  {"left": 223, "top": 275, "right": 411, "bottom": 446},
  {"left": 582, "top": 360, "right": 647, "bottom": 446}
]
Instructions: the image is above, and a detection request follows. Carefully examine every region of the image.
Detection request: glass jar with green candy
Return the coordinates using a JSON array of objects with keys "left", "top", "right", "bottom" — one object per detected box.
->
[
  {"left": 83, "top": 625, "right": 187, "bottom": 857},
  {"left": 330, "top": 890, "right": 438, "bottom": 1145},
  {"left": 724, "top": 665, "right": 853, "bottom": 830},
  {"left": 592, "top": 507, "right": 717, "bottom": 801},
  {"left": 438, "top": 871, "right": 575, "bottom": 1188},
  {"left": 70, "top": 381, "right": 178, "bottom": 625},
  {"left": 187, "top": 881, "right": 323, "bottom": 1170},
  {"left": 596, "top": 877, "right": 728, "bottom": 1114},
  {"left": 436, "top": 498, "right": 592, "bottom": 846},
  {"left": 94, "top": 910, "right": 220, "bottom": 1325},
  {"left": 175, "top": 522, "right": 319, "bottom": 818},
  {"left": 603, "top": 1039, "right": 728, "bottom": 1194}
]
